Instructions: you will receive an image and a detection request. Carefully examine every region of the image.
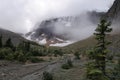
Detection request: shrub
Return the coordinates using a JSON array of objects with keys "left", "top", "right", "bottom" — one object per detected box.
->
[
  {"left": 29, "top": 57, "right": 44, "bottom": 63},
  {"left": 42, "top": 71, "right": 53, "bottom": 80},
  {"left": 61, "top": 63, "right": 71, "bottom": 69},
  {"left": 0, "top": 48, "right": 13, "bottom": 60},
  {"left": 74, "top": 52, "right": 80, "bottom": 59},
  {"left": 5, "top": 53, "right": 14, "bottom": 60},
  {"left": 54, "top": 49, "right": 63, "bottom": 57},
  {"left": 106, "top": 54, "right": 114, "bottom": 61},
  {"left": 67, "top": 59, "right": 73, "bottom": 67},
  {"left": 17, "top": 52, "right": 27, "bottom": 62},
  {"left": 61, "top": 59, "right": 73, "bottom": 69},
  {"left": 30, "top": 48, "right": 45, "bottom": 56},
  {"left": 86, "top": 61, "right": 109, "bottom": 80}
]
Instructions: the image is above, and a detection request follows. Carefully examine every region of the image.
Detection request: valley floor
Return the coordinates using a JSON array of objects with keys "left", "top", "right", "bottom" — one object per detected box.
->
[{"left": 0, "top": 56, "right": 86, "bottom": 80}]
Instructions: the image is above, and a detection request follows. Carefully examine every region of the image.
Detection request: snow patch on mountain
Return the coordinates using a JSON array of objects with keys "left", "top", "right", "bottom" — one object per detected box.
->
[
  {"left": 56, "top": 38, "right": 64, "bottom": 42},
  {"left": 38, "top": 39, "right": 47, "bottom": 45},
  {"left": 50, "top": 41, "right": 74, "bottom": 47}
]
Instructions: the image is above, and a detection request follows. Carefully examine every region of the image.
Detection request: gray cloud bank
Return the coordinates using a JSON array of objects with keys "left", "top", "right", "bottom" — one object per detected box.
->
[{"left": 0, "top": 0, "right": 114, "bottom": 33}]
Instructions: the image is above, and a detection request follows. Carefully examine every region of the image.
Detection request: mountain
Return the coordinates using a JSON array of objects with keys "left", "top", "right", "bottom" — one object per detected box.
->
[
  {"left": 106, "top": 0, "right": 120, "bottom": 21},
  {"left": 25, "top": 11, "right": 103, "bottom": 46},
  {"left": 105, "top": 0, "right": 120, "bottom": 33},
  {"left": 25, "top": 0, "right": 120, "bottom": 47},
  {"left": 64, "top": 34, "right": 120, "bottom": 53},
  {"left": 25, "top": 18, "right": 72, "bottom": 46},
  {"left": 65, "top": 0, "right": 120, "bottom": 53},
  {"left": 0, "top": 28, "right": 28, "bottom": 45}
]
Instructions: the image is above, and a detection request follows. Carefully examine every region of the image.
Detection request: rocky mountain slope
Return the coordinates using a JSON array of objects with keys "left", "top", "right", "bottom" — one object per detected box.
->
[
  {"left": 106, "top": 0, "right": 120, "bottom": 21},
  {"left": 25, "top": 0, "right": 120, "bottom": 47},
  {"left": 25, "top": 11, "right": 103, "bottom": 46},
  {"left": 0, "top": 28, "right": 28, "bottom": 45}
]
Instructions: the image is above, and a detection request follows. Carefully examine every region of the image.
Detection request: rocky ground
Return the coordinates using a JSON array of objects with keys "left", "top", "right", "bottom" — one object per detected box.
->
[{"left": 0, "top": 55, "right": 86, "bottom": 80}]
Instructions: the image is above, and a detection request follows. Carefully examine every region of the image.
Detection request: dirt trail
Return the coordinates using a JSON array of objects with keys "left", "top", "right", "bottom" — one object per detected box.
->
[
  {"left": 0, "top": 56, "right": 84, "bottom": 80},
  {"left": 21, "top": 61, "right": 62, "bottom": 80},
  {"left": 0, "top": 59, "right": 63, "bottom": 80}
]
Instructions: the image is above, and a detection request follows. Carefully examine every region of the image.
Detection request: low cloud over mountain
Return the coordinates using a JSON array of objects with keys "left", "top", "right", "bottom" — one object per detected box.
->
[{"left": 0, "top": 0, "right": 114, "bottom": 33}]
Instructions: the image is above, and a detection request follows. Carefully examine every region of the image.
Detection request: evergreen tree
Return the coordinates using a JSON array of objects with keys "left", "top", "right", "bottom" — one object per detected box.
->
[
  {"left": 5, "top": 38, "right": 14, "bottom": 49},
  {"left": 25, "top": 42, "right": 30, "bottom": 51},
  {"left": 17, "top": 41, "right": 25, "bottom": 51},
  {"left": 94, "top": 19, "right": 112, "bottom": 73},
  {"left": 112, "top": 54, "right": 120, "bottom": 80},
  {"left": 17, "top": 41, "right": 30, "bottom": 52},
  {"left": 86, "top": 19, "right": 112, "bottom": 80},
  {"left": 0, "top": 35, "right": 2, "bottom": 48}
]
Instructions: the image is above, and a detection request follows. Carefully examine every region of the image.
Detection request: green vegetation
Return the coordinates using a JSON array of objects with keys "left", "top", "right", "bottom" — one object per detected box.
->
[
  {"left": 0, "top": 35, "right": 2, "bottom": 48},
  {"left": 86, "top": 19, "right": 120, "bottom": 80},
  {"left": 61, "top": 59, "right": 73, "bottom": 69},
  {"left": 107, "top": 54, "right": 120, "bottom": 80},
  {"left": 42, "top": 71, "right": 53, "bottom": 80},
  {"left": 29, "top": 57, "right": 44, "bottom": 63},
  {"left": 0, "top": 48, "right": 14, "bottom": 60},
  {"left": 74, "top": 52, "right": 80, "bottom": 59},
  {"left": 113, "top": 56, "right": 120, "bottom": 80},
  {"left": 0, "top": 36, "right": 64, "bottom": 63},
  {"left": 93, "top": 19, "right": 112, "bottom": 73},
  {"left": 53, "top": 49, "right": 63, "bottom": 57},
  {"left": 5, "top": 38, "right": 14, "bottom": 49}
]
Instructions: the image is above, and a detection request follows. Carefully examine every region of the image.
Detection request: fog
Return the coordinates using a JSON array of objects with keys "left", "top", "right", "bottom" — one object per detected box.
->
[
  {"left": 50, "top": 13, "right": 96, "bottom": 41},
  {"left": 0, "top": 0, "right": 114, "bottom": 33}
]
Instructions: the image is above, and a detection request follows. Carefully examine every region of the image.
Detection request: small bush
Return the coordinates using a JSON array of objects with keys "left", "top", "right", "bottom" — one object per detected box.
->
[
  {"left": 17, "top": 52, "right": 27, "bottom": 62},
  {"left": 0, "top": 48, "right": 14, "bottom": 60},
  {"left": 54, "top": 49, "right": 63, "bottom": 57},
  {"left": 29, "top": 57, "right": 44, "bottom": 63},
  {"left": 61, "top": 59, "right": 73, "bottom": 69},
  {"left": 106, "top": 54, "right": 114, "bottom": 60},
  {"left": 67, "top": 59, "right": 73, "bottom": 67},
  {"left": 74, "top": 52, "right": 80, "bottom": 59},
  {"left": 61, "top": 63, "right": 71, "bottom": 69},
  {"left": 42, "top": 71, "right": 53, "bottom": 80},
  {"left": 5, "top": 53, "right": 14, "bottom": 60}
]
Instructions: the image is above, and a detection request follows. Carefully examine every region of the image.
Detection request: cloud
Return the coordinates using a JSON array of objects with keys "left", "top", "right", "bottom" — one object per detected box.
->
[{"left": 0, "top": 0, "right": 114, "bottom": 33}]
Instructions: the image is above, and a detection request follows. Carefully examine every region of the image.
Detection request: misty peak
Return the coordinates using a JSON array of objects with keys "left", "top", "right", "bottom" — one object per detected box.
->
[{"left": 25, "top": 11, "right": 102, "bottom": 46}]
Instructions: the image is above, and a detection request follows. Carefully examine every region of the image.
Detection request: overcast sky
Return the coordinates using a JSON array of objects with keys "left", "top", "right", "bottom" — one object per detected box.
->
[{"left": 0, "top": 0, "right": 114, "bottom": 33}]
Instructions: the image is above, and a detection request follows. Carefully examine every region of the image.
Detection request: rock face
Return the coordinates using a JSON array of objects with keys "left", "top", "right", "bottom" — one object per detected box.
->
[{"left": 106, "top": 0, "right": 120, "bottom": 21}]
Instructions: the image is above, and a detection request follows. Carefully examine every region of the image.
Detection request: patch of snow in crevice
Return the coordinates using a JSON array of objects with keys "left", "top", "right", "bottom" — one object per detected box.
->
[
  {"left": 50, "top": 41, "right": 74, "bottom": 47},
  {"left": 41, "top": 34, "right": 45, "bottom": 36},
  {"left": 31, "top": 32, "right": 36, "bottom": 35},
  {"left": 51, "top": 40, "right": 54, "bottom": 43},
  {"left": 24, "top": 31, "right": 36, "bottom": 41},
  {"left": 25, "top": 35, "right": 32, "bottom": 40},
  {"left": 39, "top": 39, "right": 47, "bottom": 45},
  {"left": 56, "top": 38, "right": 64, "bottom": 42}
]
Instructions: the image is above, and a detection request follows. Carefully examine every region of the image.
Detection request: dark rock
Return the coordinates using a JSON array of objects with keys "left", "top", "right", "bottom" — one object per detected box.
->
[{"left": 106, "top": 0, "right": 120, "bottom": 21}]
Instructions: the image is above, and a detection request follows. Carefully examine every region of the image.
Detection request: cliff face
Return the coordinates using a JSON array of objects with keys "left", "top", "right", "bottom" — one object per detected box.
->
[{"left": 106, "top": 0, "right": 120, "bottom": 21}]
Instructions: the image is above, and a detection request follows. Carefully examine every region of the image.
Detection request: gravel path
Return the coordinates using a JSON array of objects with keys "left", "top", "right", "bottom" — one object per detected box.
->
[
  {"left": 0, "top": 59, "right": 63, "bottom": 80},
  {"left": 0, "top": 55, "right": 81, "bottom": 80},
  {"left": 21, "top": 61, "right": 62, "bottom": 80}
]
